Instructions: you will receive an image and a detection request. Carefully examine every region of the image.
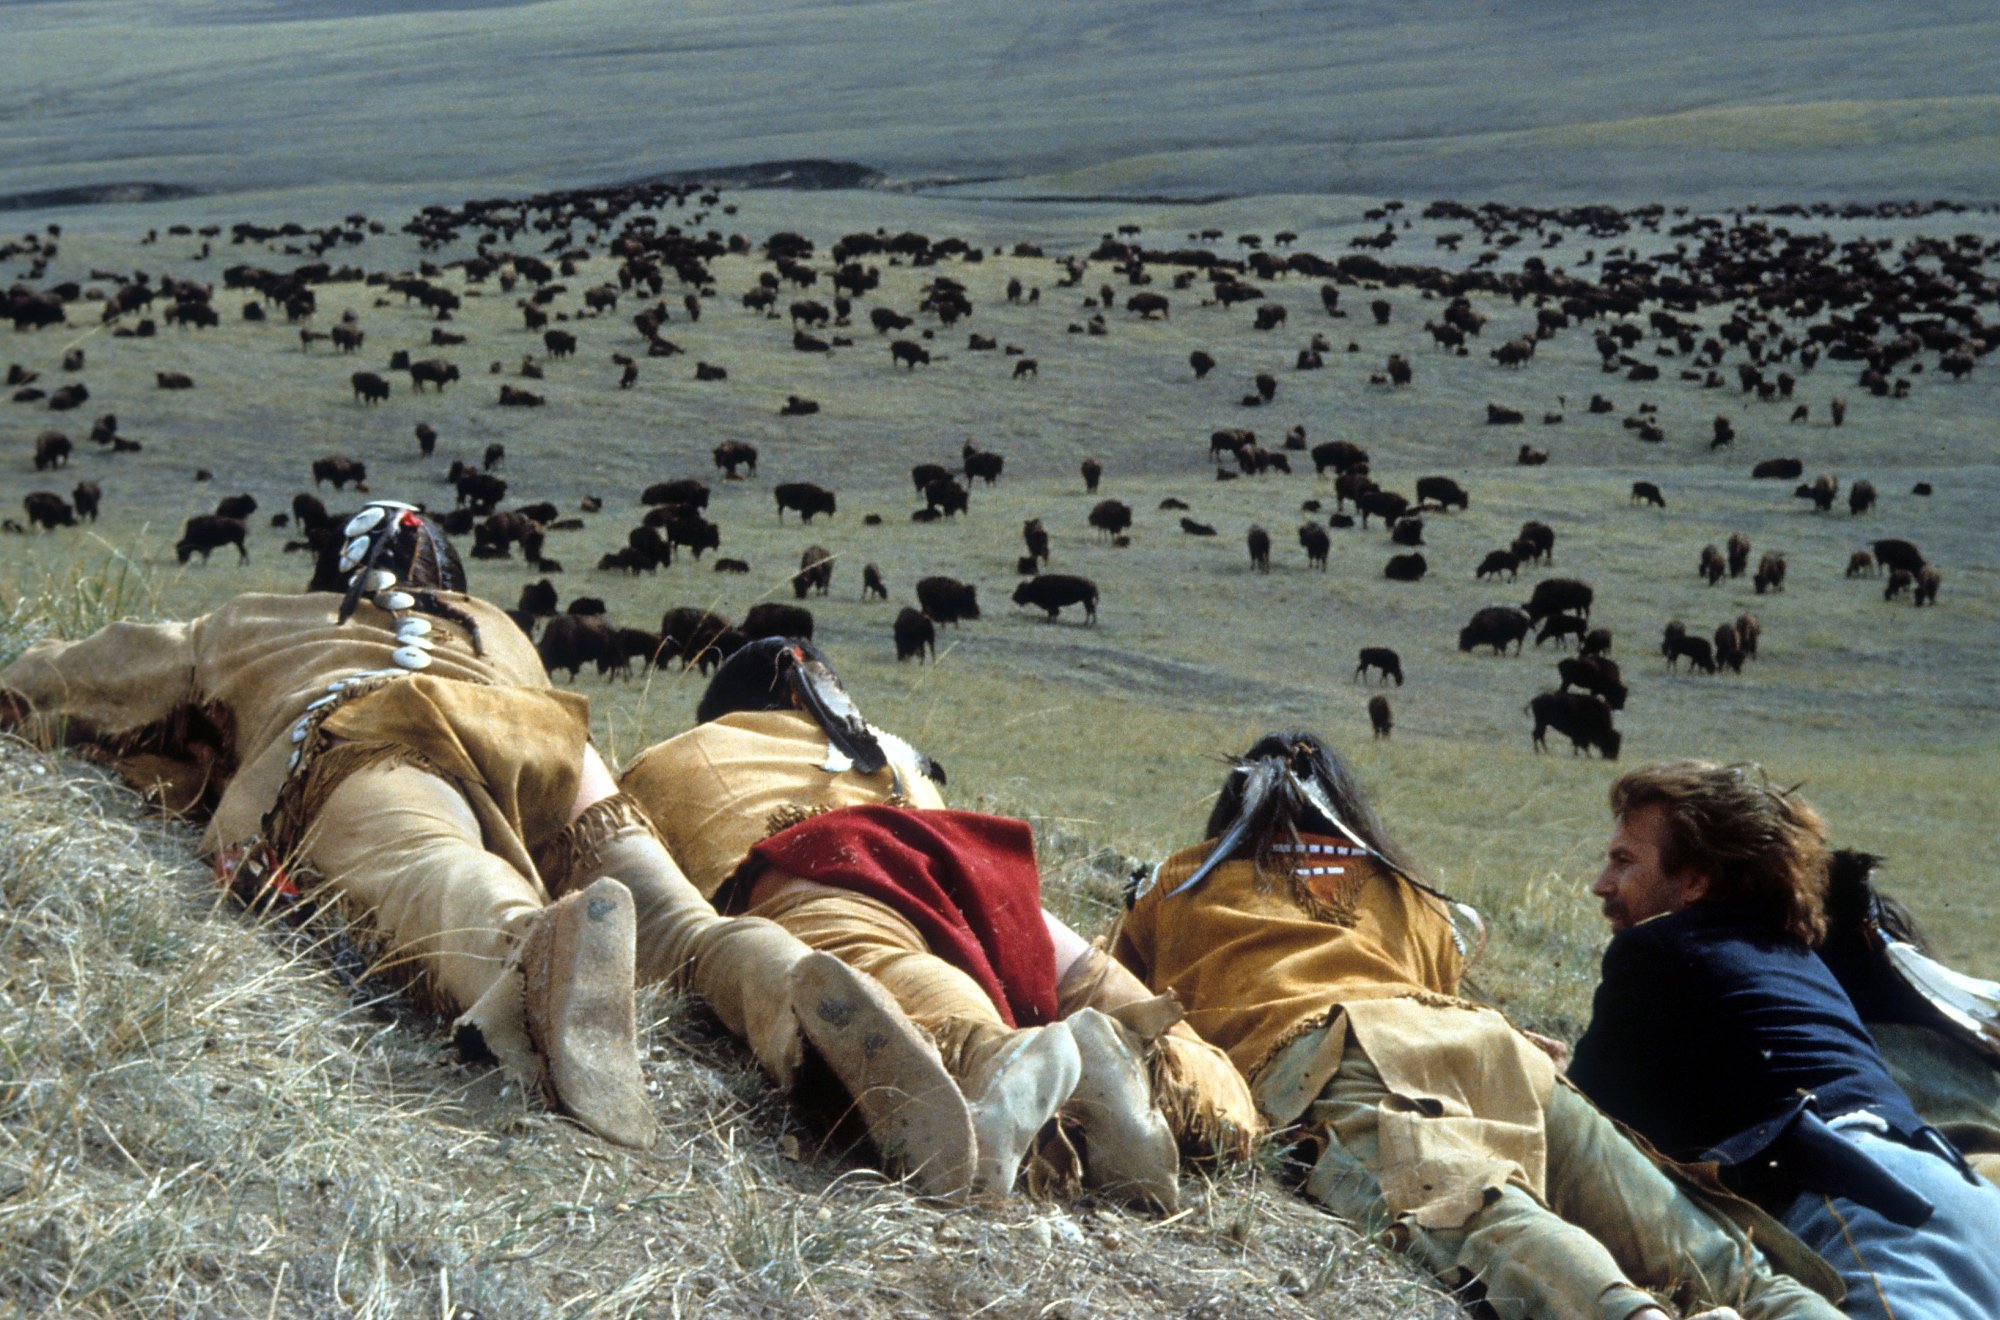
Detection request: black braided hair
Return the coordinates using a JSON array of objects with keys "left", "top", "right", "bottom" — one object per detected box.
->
[
  {"left": 331, "top": 503, "right": 483, "bottom": 655},
  {"left": 1204, "top": 729, "right": 1418, "bottom": 883},
  {"left": 697, "top": 635, "right": 827, "bottom": 723}
]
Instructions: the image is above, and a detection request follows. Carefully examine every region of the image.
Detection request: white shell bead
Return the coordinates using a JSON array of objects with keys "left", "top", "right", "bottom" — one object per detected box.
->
[
  {"left": 288, "top": 749, "right": 301, "bottom": 771},
  {"left": 391, "top": 645, "right": 432, "bottom": 671},
  {"left": 338, "top": 537, "right": 371, "bottom": 572},
  {"left": 395, "top": 617, "right": 432, "bottom": 639},
  {"left": 343, "top": 506, "right": 387, "bottom": 537},
  {"left": 377, "top": 590, "right": 416, "bottom": 611},
  {"left": 363, "top": 570, "right": 398, "bottom": 594},
  {"left": 290, "top": 719, "right": 310, "bottom": 743}
]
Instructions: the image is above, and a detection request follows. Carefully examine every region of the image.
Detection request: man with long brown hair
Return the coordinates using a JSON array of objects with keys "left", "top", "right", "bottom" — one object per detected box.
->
[{"left": 1572, "top": 760, "right": 2000, "bottom": 1320}]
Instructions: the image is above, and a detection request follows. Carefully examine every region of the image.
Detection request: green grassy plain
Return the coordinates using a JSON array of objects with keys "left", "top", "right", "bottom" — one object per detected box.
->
[{"left": 3, "top": 180, "right": 2000, "bottom": 1312}]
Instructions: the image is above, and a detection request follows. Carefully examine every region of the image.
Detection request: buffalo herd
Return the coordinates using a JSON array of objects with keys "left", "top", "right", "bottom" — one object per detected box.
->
[{"left": 5, "top": 180, "right": 1980, "bottom": 762}]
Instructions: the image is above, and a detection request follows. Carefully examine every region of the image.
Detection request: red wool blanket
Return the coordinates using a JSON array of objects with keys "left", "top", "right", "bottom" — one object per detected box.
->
[{"left": 747, "top": 805, "right": 1058, "bottom": 1027}]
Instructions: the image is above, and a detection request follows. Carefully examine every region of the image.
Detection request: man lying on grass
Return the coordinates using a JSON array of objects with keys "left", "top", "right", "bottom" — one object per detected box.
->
[
  {"left": 0, "top": 501, "right": 966, "bottom": 1160},
  {"left": 1572, "top": 762, "right": 2000, "bottom": 1320},
  {"left": 1111, "top": 730, "right": 1845, "bottom": 1320},
  {"left": 618, "top": 636, "right": 1260, "bottom": 1204}
]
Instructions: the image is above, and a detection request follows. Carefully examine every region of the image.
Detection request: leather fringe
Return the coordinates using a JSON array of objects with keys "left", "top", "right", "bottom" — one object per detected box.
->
[{"left": 534, "top": 794, "right": 661, "bottom": 900}]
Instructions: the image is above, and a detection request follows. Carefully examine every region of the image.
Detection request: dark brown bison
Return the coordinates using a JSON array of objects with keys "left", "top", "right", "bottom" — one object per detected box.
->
[
  {"left": 1751, "top": 457, "right": 1804, "bottom": 480},
  {"left": 916, "top": 576, "right": 980, "bottom": 625},
  {"left": 1558, "top": 654, "right": 1627, "bottom": 710},
  {"left": 214, "top": 493, "right": 257, "bottom": 522},
  {"left": 1476, "top": 549, "right": 1519, "bottom": 581},
  {"left": 694, "top": 361, "right": 728, "bottom": 382},
  {"left": 1088, "top": 500, "right": 1133, "bottom": 539},
  {"left": 1516, "top": 520, "right": 1555, "bottom": 565},
  {"left": 1415, "top": 476, "right": 1467, "bottom": 511},
  {"left": 1355, "top": 647, "right": 1402, "bottom": 686},
  {"left": 1714, "top": 622, "right": 1744, "bottom": 674},
  {"left": 1189, "top": 350, "right": 1216, "bottom": 379},
  {"left": 743, "top": 602, "right": 815, "bottom": 641},
  {"left": 311, "top": 456, "right": 367, "bottom": 490},
  {"left": 350, "top": 371, "right": 390, "bottom": 404},
  {"left": 1884, "top": 569, "right": 1915, "bottom": 602},
  {"left": 963, "top": 446, "right": 1005, "bottom": 486},
  {"left": 1848, "top": 480, "right": 1877, "bottom": 516},
  {"left": 409, "top": 358, "right": 460, "bottom": 391},
  {"left": 155, "top": 371, "right": 194, "bottom": 391},
  {"left": 498, "top": 384, "right": 544, "bottom": 407},
  {"left": 1528, "top": 691, "right": 1621, "bottom": 759},
  {"left": 923, "top": 477, "right": 970, "bottom": 518},
  {"left": 1012, "top": 358, "right": 1038, "bottom": 379},
  {"left": 1368, "top": 695, "right": 1392, "bottom": 739},
  {"left": 1458, "top": 606, "right": 1531, "bottom": 655},
  {"left": 1727, "top": 532, "right": 1752, "bottom": 579},
  {"left": 1661, "top": 623, "right": 1715, "bottom": 674},
  {"left": 1011, "top": 574, "right": 1097, "bottom": 623},
  {"left": 1915, "top": 565, "right": 1942, "bottom": 607},
  {"left": 71, "top": 480, "right": 100, "bottom": 522},
  {"left": 23, "top": 491, "right": 76, "bottom": 530},
  {"left": 1753, "top": 552, "right": 1787, "bottom": 595},
  {"left": 1247, "top": 525, "right": 1271, "bottom": 572},
  {"left": 658, "top": 607, "right": 734, "bottom": 672},
  {"left": 32, "top": 430, "right": 70, "bottom": 471},
  {"left": 713, "top": 440, "right": 758, "bottom": 477},
  {"left": 1846, "top": 551, "right": 1875, "bottom": 578},
  {"left": 176, "top": 514, "right": 248, "bottom": 564},
  {"left": 537, "top": 614, "right": 618, "bottom": 680},
  {"left": 1630, "top": 481, "right": 1666, "bottom": 508},
  {"left": 1081, "top": 458, "right": 1103, "bottom": 493},
  {"left": 1022, "top": 518, "right": 1050, "bottom": 565},
  {"left": 643, "top": 478, "right": 710, "bottom": 509},
  {"left": 1793, "top": 474, "right": 1838, "bottom": 512},
  {"left": 793, "top": 544, "right": 834, "bottom": 599},
  {"left": 1383, "top": 553, "right": 1427, "bottom": 582},
  {"left": 1871, "top": 539, "right": 1925, "bottom": 576},
  {"left": 1298, "top": 522, "right": 1330, "bottom": 569},
  {"left": 890, "top": 340, "right": 931, "bottom": 369},
  {"left": 774, "top": 482, "right": 837, "bottom": 522},
  {"left": 1535, "top": 614, "right": 1588, "bottom": 649},
  {"left": 1699, "top": 544, "right": 1726, "bottom": 586},
  {"left": 862, "top": 563, "right": 888, "bottom": 600},
  {"left": 1486, "top": 403, "right": 1525, "bottom": 425},
  {"left": 1522, "top": 578, "right": 1592, "bottom": 623},
  {"left": 894, "top": 607, "right": 936, "bottom": 662}
]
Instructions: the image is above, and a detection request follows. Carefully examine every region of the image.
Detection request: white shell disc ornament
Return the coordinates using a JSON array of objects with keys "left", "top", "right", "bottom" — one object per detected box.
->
[
  {"left": 395, "top": 617, "right": 433, "bottom": 640},
  {"left": 343, "top": 506, "right": 387, "bottom": 537},
  {"left": 377, "top": 590, "right": 416, "bottom": 612},
  {"left": 338, "top": 536, "right": 372, "bottom": 573},
  {"left": 391, "top": 645, "right": 432, "bottom": 671}
]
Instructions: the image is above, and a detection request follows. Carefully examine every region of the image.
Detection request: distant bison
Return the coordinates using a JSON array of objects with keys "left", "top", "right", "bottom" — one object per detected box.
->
[
  {"left": 1458, "top": 606, "right": 1531, "bottom": 655},
  {"left": 1383, "top": 552, "right": 1427, "bottom": 582},
  {"left": 1870, "top": 539, "right": 1925, "bottom": 576},
  {"left": 1476, "top": 549, "right": 1519, "bottom": 581},
  {"left": 792, "top": 544, "right": 834, "bottom": 599},
  {"left": 1415, "top": 476, "right": 1468, "bottom": 512},
  {"left": 1558, "top": 654, "right": 1627, "bottom": 710},
  {"left": 1753, "top": 552, "right": 1787, "bottom": 595},
  {"left": 1751, "top": 457, "right": 1804, "bottom": 480},
  {"left": 1523, "top": 577, "right": 1592, "bottom": 623},
  {"left": 23, "top": 491, "right": 76, "bottom": 530},
  {"left": 1088, "top": 499, "right": 1133, "bottom": 539},
  {"left": 1661, "top": 622, "right": 1716, "bottom": 674},
  {"left": 774, "top": 482, "right": 837, "bottom": 522},
  {"left": 1528, "top": 691, "right": 1621, "bottom": 759},
  {"left": 1298, "top": 522, "right": 1330, "bottom": 569},
  {"left": 1368, "top": 695, "right": 1392, "bottom": 739},
  {"left": 176, "top": 514, "right": 249, "bottom": 565},
  {"left": 1247, "top": 525, "right": 1272, "bottom": 572},
  {"left": 743, "top": 602, "right": 815, "bottom": 641},
  {"left": 862, "top": 563, "right": 888, "bottom": 600},
  {"left": 916, "top": 575, "right": 980, "bottom": 625},
  {"left": 312, "top": 456, "right": 367, "bottom": 490},
  {"left": 155, "top": 371, "right": 194, "bottom": 391},
  {"left": 32, "top": 430, "right": 70, "bottom": 471},
  {"left": 350, "top": 371, "right": 390, "bottom": 404},
  {"left": 1355, "top": 647, "right": 1402, "bottom": 686},
  {"left": 409, "top": 358, "right": 460, "bottom": 391},
  {"left": 1630, "top": 481, "right": 1666, "bottom": 508},
  {"left": 894, "top": 607, "right": 936, "bottom": 662},
  {"left": 1011, "top": 573, "right": 1098, "bottom": 623}
]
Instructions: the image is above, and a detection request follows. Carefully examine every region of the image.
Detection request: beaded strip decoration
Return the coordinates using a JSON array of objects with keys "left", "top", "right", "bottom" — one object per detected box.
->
[{"left": 1271, "top": 840, "right": 1368, "bottom": 926}]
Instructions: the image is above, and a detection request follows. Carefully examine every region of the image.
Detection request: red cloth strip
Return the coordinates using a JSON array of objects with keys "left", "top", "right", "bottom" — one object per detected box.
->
[{"left": 747, "top": 805, "right": 1057, "bottom": 1028}]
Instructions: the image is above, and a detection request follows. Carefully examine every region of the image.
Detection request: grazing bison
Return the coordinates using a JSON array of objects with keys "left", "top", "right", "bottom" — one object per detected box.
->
[
  {"left": 1700, "top": 544, "right": 1726, "bottom": 586},
  {"left": 1848, "top": 480, "right": 1877, "bottom": 516},
  {"left": 1355, "top": 647, "right": 1402, "bottom": 686},
  {"left": 1515, "top": 520, "right": 1555, "bottom": 566},
  {"left": 1734, "top": 613, "right": 1760, "bottom": 660},
  {"left": 1368, "top": 695, "right": 1392, "bottom": 739},
  {"left": 1180, "top": 518, "right": 1216, "bottom": 537},
  {"left": 962, "top": 446, "right": 1005, "bottom": 486},
  {"left": 23, "top": 491, "right": 76, "bottom": 530},
  {"left": 1311, "top": 440, "right": 1368, "bottom": 476},
  {"left": 1630, "top": 481, "right": 1666, "bottom": 508},
  {"left": 1753, "top": 552, "right": 1787, "bottom": 595},
  {"left": 32, "top": 430, "right": 70, "bottom": 471},
  {"left": 1081, "top": 458, "right": 1103, "bottom": 493},
  {"left": 1751, "top": 457, "right": 1804, "bottom": 480},
  {"left": 1298, "top": 522, "right": 1330, "bottom": 569},
  {"left": 1390, "top": 517, "right": 1424, "bottom": 548},
  {"left": 713, "top": 440, "right": 758, "bottom": 477},
  {"left": 1914, "top": 565, "right": 1941, "bottom": 607},
  {"left": 663, "top": 511, "right": 721, "bottom": 560},
  {"left": 780, "top": 394, "right": 818, "bottom": 416},
  {"left": 1022, "top": 517, "right": 1050, "bottom": 565},
  {"left": 1793, "top": 473, "right": 1839, "bottom": 512},
  {"left": 1558, "top": 654, "right": 1627, "bottom": 710},
  {"left": 916, "top": 575, "right": 980, "bottom": 625},
  {"left": 1535, "top": 614, "right": 1588, "bottom": 649},
  {"left": 894, "top": 607, "right": 936, "bottom": 662},
  {"left": 71, "top": 480, "right": 100, "bottom": 522},
  {"left": 1415, "top": 476, "right": 1468, "bottom": 512},
  {"left": 1011, "top": 573, "right": 1098, "bottom": 623},
  {"left": 1845, "top": 550, "right": 1875, "bottom": 578},
  {"left": 1088, "top": 499, "right": 1133, "bottom": 539},
  {"left": 312, "top": 456, "right": 367, "bottom": 490},
  {"left": 1458, "top": 606, "right": 1531, "bottom": 655},
  {"left": 1870, "top": 539, "right": 1925, "bottom": 576},
  {"left": 1726, "top": 532, "right": 1752, "bottom": 579},
  {"left": 694, "top": 361, "right": 728, "bottom": 382},
  {"left": 658, "top": 607, "right": 734, "bottom": 672},
  {"left": 409, "top": 358, "right": 460, "bottom": 391},
  {"left": 537, "top": 614, "right": 619, "bottom": 681},
  {"left": 176, "top": 514, "right": 248, "bottom": 564},
  {"left": 923, "top": 477, "right": 970, "bottom": 518},
  {"left": 1189, "top": 350, "right": 1215, "bottom": 379},
  {"left": 1355, "top": 489, "right": 1409, "bottom": 530},
  {"left": 350, "top": 371, "right": 389, "bottom": 404},
  {"left": 1012, "top": 358, "right": 1038, "bottom": 379},
  {"left": 1476, "top": 548, "right": 1519, "bottom": 581},
  {"left": 743, "top": 602, "right": 815, "bottom": 641},
  {"left": 1661, "top": 623, "right": 1716, "bottom": 674},
  {"left": 1884, "top": 569, "right": 1915, "bottom": 602},
  {"left": 1714, "top": 622, "right": 1744, "bottom": 674},
  {"left": 890, "top": 339, "right": 931, "bottom": 369},
  {"left": 1522, "top": 577, "right": 1592, "bottom": 623},
  {"left": 792, "top": 544, "right": 834, "bottom": 599},
  {"left": 214, "top": 493, "right": 257, "bottom": 522},
  {"left": 1383, "top": 552, "right": 1427, "bottom": 582},
  {"left": 1528, "top": 691, "right": 1621, "bottom": 759},
  {"left": 643, "top": 478, "right": 710, "bottom": 509},
  {"left": 862, "top": 563, "right": 888, "bottom": 600},
  {"left": 774, "top": 482, "right": 837, "bottom": 522},
  {"left": 1246, "top": 525, "right": 1271, "bottom": 572}
]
